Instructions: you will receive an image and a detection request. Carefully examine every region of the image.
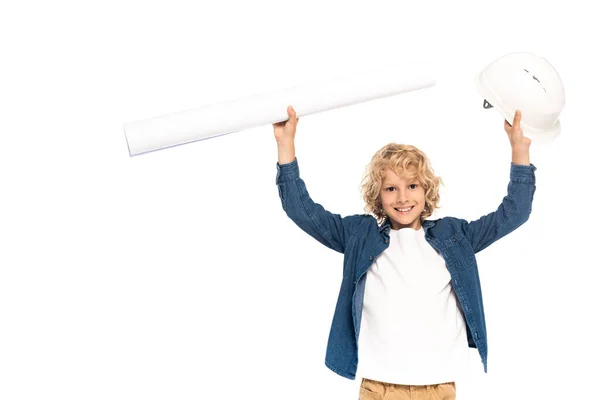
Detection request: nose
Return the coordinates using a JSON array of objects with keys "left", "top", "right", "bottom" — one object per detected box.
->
[{"left": 396, "top": 190, "right": 409, "bottom": 203}]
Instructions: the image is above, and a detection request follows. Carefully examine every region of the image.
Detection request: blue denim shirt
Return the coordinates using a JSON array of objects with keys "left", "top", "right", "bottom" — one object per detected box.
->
[{"left": 276, "top": 158, "right": 537, "bottom": 380}]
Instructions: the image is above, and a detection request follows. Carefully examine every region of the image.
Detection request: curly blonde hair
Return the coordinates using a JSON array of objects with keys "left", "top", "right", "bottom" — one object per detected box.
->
[{"left": 360, "top": 143, "right": 444, "bottom": 225}]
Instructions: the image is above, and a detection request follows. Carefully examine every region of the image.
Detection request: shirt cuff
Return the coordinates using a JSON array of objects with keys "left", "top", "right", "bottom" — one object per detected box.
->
[
  {"left": 276, "top": 157, "right": 299, "bottom": 184},
  {"left": 510, "top": 162, "right": 537, "bottom": 183}
]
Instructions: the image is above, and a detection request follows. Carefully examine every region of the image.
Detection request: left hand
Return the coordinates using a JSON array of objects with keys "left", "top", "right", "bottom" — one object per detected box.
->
[{"left": 504, "top": 110, "right": 531, "bottom": 150}]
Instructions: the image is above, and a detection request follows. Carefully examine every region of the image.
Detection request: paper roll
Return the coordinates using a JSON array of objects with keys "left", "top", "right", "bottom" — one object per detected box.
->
[{"left": 123, "top": 63, "right": 436, "bottom": 156}]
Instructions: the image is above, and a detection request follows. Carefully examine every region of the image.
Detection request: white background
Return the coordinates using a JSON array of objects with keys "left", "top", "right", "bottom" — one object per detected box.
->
[{"left": 1, "top": 1, "right": 599, "bottom": 399}]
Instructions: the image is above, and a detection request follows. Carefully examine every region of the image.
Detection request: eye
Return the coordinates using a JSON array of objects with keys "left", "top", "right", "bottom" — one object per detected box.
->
[
  {"left": 409, "top": 184, "right": 418, "bottom": 189},
  {"left": 385, "top": 187, "right": 395, "bottom": 192}
]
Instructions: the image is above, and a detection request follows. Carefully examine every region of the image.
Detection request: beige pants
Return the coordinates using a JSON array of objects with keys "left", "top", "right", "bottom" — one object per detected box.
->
[{"left": 359, "top": 377, "right": 456, "bottom": 400}]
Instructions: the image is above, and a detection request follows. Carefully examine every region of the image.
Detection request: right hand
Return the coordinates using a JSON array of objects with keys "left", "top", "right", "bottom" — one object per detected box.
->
[{"left": 273, "top": 105, "right": 299, "bottom": 143}]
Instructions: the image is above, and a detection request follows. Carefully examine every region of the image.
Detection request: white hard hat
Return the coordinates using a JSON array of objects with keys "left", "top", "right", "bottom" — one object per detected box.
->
[{"left": 475, "top": 52, "right": 565, "bottom": 145}]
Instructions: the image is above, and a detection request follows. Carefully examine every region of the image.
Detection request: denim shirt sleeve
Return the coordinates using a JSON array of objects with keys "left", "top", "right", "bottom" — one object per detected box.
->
[
  {"left": 275, "top": 158, "right": 359, "bottom": 254},
  {"left": 462, "top": 162, "right": 537, "bottom": 253}
]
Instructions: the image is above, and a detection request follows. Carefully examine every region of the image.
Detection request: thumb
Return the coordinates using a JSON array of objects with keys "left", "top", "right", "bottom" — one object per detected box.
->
[{"left": 513, "top": 110, "right": 522, "bottom": 128}]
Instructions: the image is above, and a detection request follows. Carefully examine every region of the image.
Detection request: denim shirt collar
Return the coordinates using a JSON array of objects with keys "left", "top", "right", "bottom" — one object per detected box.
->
[{"left": 378, "top": 216, "right": 435, "bottom": 236}]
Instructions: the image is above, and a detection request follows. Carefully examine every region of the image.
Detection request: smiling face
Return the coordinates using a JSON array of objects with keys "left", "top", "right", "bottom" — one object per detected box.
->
[{"left": 379, "top": 168, "right": 426, "bottom": 231}]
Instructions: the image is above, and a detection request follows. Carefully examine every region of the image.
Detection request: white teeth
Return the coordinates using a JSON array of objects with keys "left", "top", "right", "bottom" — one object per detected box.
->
[{"left": 396, "top": 206, "right": 413, "bottom": 212}]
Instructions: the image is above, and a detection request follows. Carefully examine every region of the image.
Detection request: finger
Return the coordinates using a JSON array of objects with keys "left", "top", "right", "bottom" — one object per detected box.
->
[
  {"left": 289, "top": 108, "right": 298, "bottom": 122},
  {"left": 513, "top": 110, "right": 521, "bottom": 129}
]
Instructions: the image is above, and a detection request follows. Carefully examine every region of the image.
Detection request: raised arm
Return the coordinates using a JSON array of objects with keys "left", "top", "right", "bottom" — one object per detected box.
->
[
  {"left": 274, "top": 106, "right": 360, "bottom": 253},
  {"left": 462, "top": 110, "right": 537, "bottom": 253}
]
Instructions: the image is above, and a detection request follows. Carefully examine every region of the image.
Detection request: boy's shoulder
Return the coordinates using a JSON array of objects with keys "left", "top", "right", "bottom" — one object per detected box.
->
[
  {"left": 430, "top": 216, "right": 468, "bottom": 232},
  {"left": 426, "top": 216, "right": 475, "bottom": 247}
]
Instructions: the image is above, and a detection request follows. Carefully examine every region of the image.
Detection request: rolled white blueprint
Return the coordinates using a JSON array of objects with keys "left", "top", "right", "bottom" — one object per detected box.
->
[{"left": 123, "top": 63, "right": 436, "bottom": 156}]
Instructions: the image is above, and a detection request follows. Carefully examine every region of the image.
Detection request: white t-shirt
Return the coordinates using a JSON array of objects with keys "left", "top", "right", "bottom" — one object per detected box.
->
[{"left": 356, "top": 226, "right": 470, "bottom": 385}]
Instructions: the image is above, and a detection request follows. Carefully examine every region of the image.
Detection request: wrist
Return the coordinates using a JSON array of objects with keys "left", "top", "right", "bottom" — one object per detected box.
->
[
  {"left": 511, "top": 149, "right": 530, "bottom": 165},
  {"left": 276, "top": 138, "right": 295, "bottom": 148},
  {"left": 277, "top": 143, "right": 296, "bottom": 165}
]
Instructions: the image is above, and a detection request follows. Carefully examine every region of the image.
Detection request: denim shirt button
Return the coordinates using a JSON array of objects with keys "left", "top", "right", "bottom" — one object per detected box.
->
[
  {"left": 369, "top": 256, "right": 373, "bottom": 261},
  {"left": 384, "top": 240, "right": 389, "bottom": 244}
]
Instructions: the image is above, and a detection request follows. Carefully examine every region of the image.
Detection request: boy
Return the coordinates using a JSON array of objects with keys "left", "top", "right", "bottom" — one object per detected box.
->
[{"left": 273, "top": 105, "right": 535, "bottom": 399}]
